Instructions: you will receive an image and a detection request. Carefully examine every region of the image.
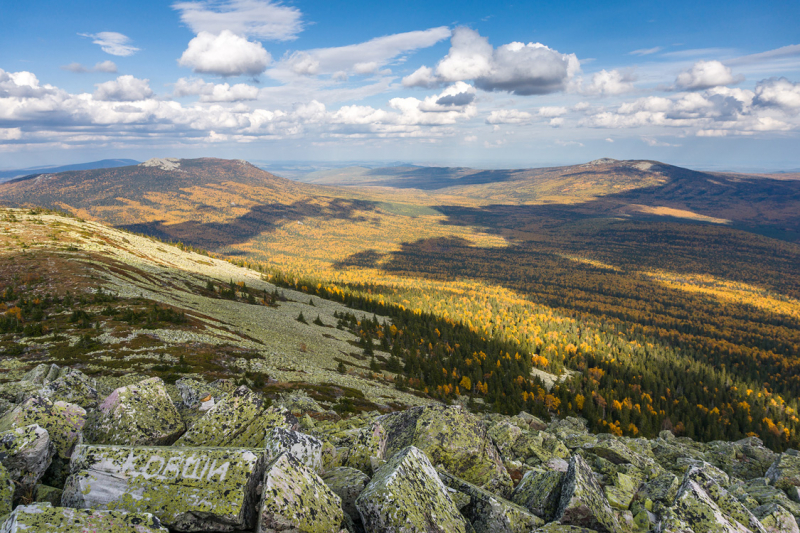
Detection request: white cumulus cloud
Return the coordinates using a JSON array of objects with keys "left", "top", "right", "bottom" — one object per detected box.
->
[
  {"left": 173, "top": 0, "right": 303, "bottom": 41},
  {"left": 410, "top": 28, "right": 579, "bottom": 96},
  {"left": 80, "top": 32, "right": 139, "bottom": 56},
  {"left": 674, "top": 60, "right": 742, "bottom": 91},
  {"left": 754, "top": 77, "right": 800, "bottom": 112},
  {"left": 485, "top": 109, "right": 532, "bottom": 124},
  {"left": 174, "top": 78, "right": 259, "bottom": 102},
  {"left": 402, "top": 66, "right": 439, "bottom": 88},
  {"left": 93, "top": 75, "right": 153, "bottom": 101},
  {"left": 584, "top": 69, "right": 635, "bottom": 95},
  {"left": 179, "top": 30, "right": 271, "bottom": 76}
]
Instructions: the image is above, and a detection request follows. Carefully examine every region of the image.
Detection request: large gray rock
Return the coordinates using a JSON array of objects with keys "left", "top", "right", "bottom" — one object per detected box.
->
[
  {"left": 438, "top": 469, "right": 544, "bottom": 533},
  {"left": 344, "top": 421, "right": 387, "bottom": 475},
  {"left": 322, "top": 467, "right": 370, "bottom": 519},
  {"left": 684, "top": 466, "right": 766, "bottom": 532},
  {"left": 62, "top": 444, "right": 266, "bottom": 532},
  {"left": 356, "top": 446, "right": 468, "bottom": 533},
  {"left": 554, "top": 454, "right": 620, "bottom": 533},
  {"left": 41, "top": 368, "right": 100, "bottom": 409},
  {"left": 174, "top": 386, "right": 297, "bottom": 448},
  {"left": 704, "top": 438, "right": 777, "bottom": 481},
  {"left": 510, "top": 469, "right": 564, "bottom": 521},
  {"left": 753, "top": 503, "right": 800, "bottom": 533},
  {"left": 0, "top": 424, "right": 54, "bottom": 490},
  {"left": 0, "top": 396, "right": 85, "bottom": 460},
  {"left": 767, "top": 452, "right": 800, "bottom": 491},
  {"left": 265, "top": 427, "right": 323, "bottom": 472},
  {"left": 87, "top": 377, "right": 184, "bottom": 446},
  {"left": 665, "top": 467, "right": 766, "bottom": 533},
  {"left": 0, "top": 502, "right": 168, "bottom": 532},
  {"left": 378, "top": 405, "right": 513, "bottom": 497},
  {"left": 257, "top": 451, "right": 344, "bottom": 533}
]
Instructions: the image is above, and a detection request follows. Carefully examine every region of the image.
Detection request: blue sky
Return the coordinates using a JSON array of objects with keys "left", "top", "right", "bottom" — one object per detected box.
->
[{"left": 1, "top": 0, "right": 799, "bottom": 170}]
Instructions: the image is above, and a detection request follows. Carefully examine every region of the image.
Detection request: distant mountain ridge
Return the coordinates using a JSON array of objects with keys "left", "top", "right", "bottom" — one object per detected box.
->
[
  {"left": 0, "top": 156, "right": 798, "bottom": 245},
  {"left": 0, "top": 159, "right": 139, "bottom": 183}
]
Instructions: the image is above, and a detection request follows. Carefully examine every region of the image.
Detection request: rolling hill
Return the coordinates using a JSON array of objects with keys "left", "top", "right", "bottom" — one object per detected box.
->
[{"left": 1, "top": 156, "right": 800, "bottom": 447}]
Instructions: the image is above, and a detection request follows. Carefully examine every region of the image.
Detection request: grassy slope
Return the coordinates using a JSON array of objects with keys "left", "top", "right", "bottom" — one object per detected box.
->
[{"left": 0, "top": 207, "right": 432, "bottom": 410}]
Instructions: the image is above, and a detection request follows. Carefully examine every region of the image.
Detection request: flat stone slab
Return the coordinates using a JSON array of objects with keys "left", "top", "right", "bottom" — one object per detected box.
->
[
  {"left": 62, "top": 444, "right": 266, "bottom": 532},
  {"left": 257, "top": 451, "right": 344, "bottom": 533},
  {"left": 0, "top": 502, "right": 168, "bottom": 532}
]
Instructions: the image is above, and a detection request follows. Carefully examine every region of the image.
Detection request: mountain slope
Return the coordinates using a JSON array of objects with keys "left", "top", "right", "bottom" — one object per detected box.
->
[{"left": 0, "top": 206, "right": 430, "bottom": 410}]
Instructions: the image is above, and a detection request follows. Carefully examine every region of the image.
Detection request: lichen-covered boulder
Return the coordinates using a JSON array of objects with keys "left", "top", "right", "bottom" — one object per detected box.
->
[
  {"left": 356, "top": 446, "right": 468, "bottom": 533},
  {"left": 585, "top": 438, "right": 657, "bottom": 474},
  {"left": 668, "top": 469, "right": 765, "bottom": 533},
  {"left": 510, "top": 469, "right": 564, "bottom": 521},
  {"left": 175, "top": 378, "right": 216, "bottom": 409},
  {"left": 22, "top": 364, "right": 60, "bottom": 385},
  {"left": 753, "top": 503, "right": 800, "bottom": 533},
  {"left": 742, "top": 479, "right": 800, "bottom": 520},
  {"left": 41, "top": 368, "right": 100, "bottom": 409},
  {"left": 0, "top": 424, "right": 54, "bottom": 490},
  {"left": 604, "top": 471, "right": 642, "bottom": 511},
  {"left": 438, "top": 469, "right": 544, "bottom": 533},
  {"left": 344, "top": 421, "right": 386, "bottom": 475},
  {"left": 488, "top": 420, "right": 523, "bottom": 457},
  {"left": 704, "top": 438, "right": 777, "bottom": 481},
  {"left": 684, "top": 466, "right": 766, "bottom": 532},
  {"left": 62, "top": 444, "right": 266, "bottom": 532},
  {"left": 379, "top": 405, "right": 513, "bottom": 497},
  {"left": 0, "top": 464, "right": 13, "bottom": 517},
  {"left": 174, "top": 386, "right": 297, "bottom": 448},
  {"left": 0, "top": 503, "right": 168, "bottom": 532},
  {"left": 322, "top": 467, "right": 370, "bottom": 519},
  {"left": 87, "top": 377, "right": 184, "bottom": 446},
  {"left": 634, "top": 471, "right": 680, "bottom": 511},
  {"left": 0, "top": 396, "right": 86, "bottom": 460},
  {"left": 766, "top": 452, "right": 800, "bottom": 491},
  {"left": 554, "top": 454, "right": 620, "bottom": 533},
  {"left": 513, "top": 431, "right": 571, "bottom": 466},
  {"left": 265, "top": 427, "right": 323, "bottom": 472},
  {"left": 276, "top": 390, "right": 324, "bottom": 414},
  {"left": 257, "top": 451, "right": 344, "bottom": 533},
  {"left": 0, "top": 381, "right": 39, "bottom": 404},
  {"left": 650, "top": 437, "right": 706, "bottom": 475}
]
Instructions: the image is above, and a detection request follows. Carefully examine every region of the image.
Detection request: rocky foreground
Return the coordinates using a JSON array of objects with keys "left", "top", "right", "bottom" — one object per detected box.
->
[{"left": 0, "top": 365, "right": 797, "bottom": 532}]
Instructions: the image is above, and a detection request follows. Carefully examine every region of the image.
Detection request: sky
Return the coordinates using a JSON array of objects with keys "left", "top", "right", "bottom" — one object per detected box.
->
[{"left": 1, "top": 0, "right": 800, "bottom": 170}]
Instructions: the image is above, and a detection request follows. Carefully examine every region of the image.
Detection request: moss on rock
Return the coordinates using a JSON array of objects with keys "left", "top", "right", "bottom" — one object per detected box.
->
[
  {"left": 87, "top": 377, "right": 184, "bottom": 446},
  {"left": 62, "top": 444, "right": 266, "bottom": 532},
  {"left": 174, "top": 386, "right": 297, "bottom": 448},
  {"left": 0, "top": 396, "right": 85, "bottom": 460},
  {"left": 555, "top": 454, "right": 620, "bottom": 533},
  {"left": 0, "top": 502, "right": 168, "bottom": 532},
  {"left": 356, "top": 446, "right": 467, "bottom": 533},
  {"left": 438, "top": 468, "right": 544, "bottom": 533},
  {"left": 257, "top": 451, "right": 344, "bottom": 533}
]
